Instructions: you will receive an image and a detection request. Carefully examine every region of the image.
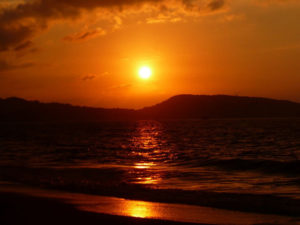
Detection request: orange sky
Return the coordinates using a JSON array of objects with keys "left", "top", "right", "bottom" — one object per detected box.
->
[{"left": 0, "top": 0, "right": 300, "bottom": 108}]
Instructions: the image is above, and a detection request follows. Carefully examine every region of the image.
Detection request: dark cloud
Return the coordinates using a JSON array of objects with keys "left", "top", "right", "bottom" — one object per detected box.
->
[
  {"left": 0, "top": 24, "right": 38, "bottom": 51},
  {"left": 82, "top": 74, "right": 96, "bottom": 81},
  {"left": 0, "top": 0, "right": 160, "bottom": 26},
  {"left": 0, "top": 0, "right": 227, "bottom": 51},
  {"left": 255, "top": 0, "right": 300, "bottom": 6},
  {"left": 208, "top": 0, "right": 225, "bottom": 10},
  {"left": 63, "top": 28, "right": 106, "bottom": 42},
  {"left": 0, "top": 60, "right": 34, "bottom": 72},
  {"left": 14, "top": 41, "right": 33, "bottom": 51}
]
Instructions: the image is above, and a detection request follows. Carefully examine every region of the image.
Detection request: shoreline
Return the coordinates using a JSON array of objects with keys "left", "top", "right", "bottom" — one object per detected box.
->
[
  {"left": 0, "top": 192, "right": 203, "bottom": 225},
  {"left": 1, "top": 183, "right": 299, "bottom": 225},
  {"left": 1, "top": 166, "right": 300, "bottom": 217}
]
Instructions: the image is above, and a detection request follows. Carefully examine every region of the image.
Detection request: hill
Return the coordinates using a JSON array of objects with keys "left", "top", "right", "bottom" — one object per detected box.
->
[
  {"left": 0, "top": 95, "right": 300, "bottom": 121},
  {"left": 138, "top": 95, "right": 300, "bottom": 119},
  {"left": 0, "top": 97, "right": 134, "bottom": 121}
]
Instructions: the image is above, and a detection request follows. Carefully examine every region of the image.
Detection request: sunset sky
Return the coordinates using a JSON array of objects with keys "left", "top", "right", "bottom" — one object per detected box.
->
[{"left": 0, "top": 0, "right": 300, "bottom": 108}]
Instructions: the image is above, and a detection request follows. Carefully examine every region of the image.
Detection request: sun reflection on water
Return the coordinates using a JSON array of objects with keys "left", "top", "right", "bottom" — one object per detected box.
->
[
  {"left": 134, "top": 162, "right": 155, "bottom": 169},
  {"left": 128, "top": 121, "right": 173, "bottom": 186},
  {"left": 125, "top": 201, "right": 153, "bottom": 218}
]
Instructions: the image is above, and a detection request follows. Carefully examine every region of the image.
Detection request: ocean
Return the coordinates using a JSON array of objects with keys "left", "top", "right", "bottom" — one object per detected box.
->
[{"left": 1, "top": 118, "right": 300, "bottom": 216}]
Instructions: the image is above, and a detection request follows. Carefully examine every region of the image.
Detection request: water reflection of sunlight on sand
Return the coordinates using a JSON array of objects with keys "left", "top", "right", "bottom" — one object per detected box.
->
[
  {"left": 1, "top": 185, "right": 296, "bottom": 225},
  {"left": 125, "top": 201, "right": 155, "bottom": 218},
  {"left": 129, "top": 121, "right": 173, "bottom": 185}
]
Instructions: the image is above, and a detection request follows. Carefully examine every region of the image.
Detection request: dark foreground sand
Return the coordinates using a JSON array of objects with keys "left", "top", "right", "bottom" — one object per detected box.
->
[
  {"left": 0, "top": 192, "right": 205, "bottom": 225},
  {"left": 1, "top": 184, "right": 299, "bottom": 225}
]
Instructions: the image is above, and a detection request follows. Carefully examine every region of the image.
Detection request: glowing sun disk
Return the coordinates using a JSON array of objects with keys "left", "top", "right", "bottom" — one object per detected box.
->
[{"left": 138, "top": 66, "right": 152, "bottom": 79}]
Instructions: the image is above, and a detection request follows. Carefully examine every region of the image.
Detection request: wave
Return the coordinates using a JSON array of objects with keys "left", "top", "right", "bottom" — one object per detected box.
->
[
  {"left": 1, "top": 166, "right": 300, "bottom": 217},
  {"left": 204, "top": 158, "right": 300, "bottom": 175}
]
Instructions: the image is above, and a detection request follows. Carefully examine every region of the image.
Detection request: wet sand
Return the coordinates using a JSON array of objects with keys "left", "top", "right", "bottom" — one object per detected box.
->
[
  {"left": 2, "top": 166, "right": 300, "bottom": 217},
  {"left": 0, "top": 192, "right": 203, "bottom": 225},
  {"left": 1, "top": 184, "right": 300, "bottom": 225}
]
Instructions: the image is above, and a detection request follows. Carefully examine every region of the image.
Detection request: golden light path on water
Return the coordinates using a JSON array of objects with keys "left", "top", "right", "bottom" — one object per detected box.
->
[{"left": 129, "top": 121, "right": 171, "bottom": 186}]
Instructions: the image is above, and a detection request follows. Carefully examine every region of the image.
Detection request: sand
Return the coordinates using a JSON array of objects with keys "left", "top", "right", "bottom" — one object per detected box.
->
[
  {"left": 1, "top": 184, "right": 299, "bottom": 225},
  {"left": 0, "top": 192, "right": 203, "bottom": 225}
]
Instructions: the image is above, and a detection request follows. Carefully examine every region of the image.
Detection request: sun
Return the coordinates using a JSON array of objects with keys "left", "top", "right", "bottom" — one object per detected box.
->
[{"left": 138, "top": 66, "right": 152, "bottom": 79}]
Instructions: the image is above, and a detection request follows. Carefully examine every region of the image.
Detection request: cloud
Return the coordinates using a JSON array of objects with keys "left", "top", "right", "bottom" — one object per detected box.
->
[
  {"left": 219, "top": 13, "right": 245, "bottom": 23},
  {"left": 146, "top": 14, "right": 183, "bottom": 24},
  {"left": 82, "top": 73, "right": 97, "bottom": 81},
  {"left": 0, "top": 23, "right": 41, "bottom": 51},
  {"left": 0, "top": 0, "right": 228, "bottom": 51},
  {"left": 0, "top": 60, "right": 34, "bottom": 72},
  {"left": 63, "top": 28, "right": 106, "bottom": 42},
  {"left": 208, "top": 0, "right": 225, "bottom": 10},
  {"left": 255, "top": 0, "right": 300, "bottom": 6},
  {"left": 14, "top": 41, "right": 33, "bottom": 51}
]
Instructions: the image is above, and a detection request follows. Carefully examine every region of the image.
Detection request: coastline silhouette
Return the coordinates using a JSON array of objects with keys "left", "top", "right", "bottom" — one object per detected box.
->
[{"left": 1, "top": 95, "right": 300, "bottom": 121}]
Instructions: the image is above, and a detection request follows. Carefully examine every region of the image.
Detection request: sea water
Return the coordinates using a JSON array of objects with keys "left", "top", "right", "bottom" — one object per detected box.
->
[{"left": 1, "top": 119, "right": 300, "bottom": 200}]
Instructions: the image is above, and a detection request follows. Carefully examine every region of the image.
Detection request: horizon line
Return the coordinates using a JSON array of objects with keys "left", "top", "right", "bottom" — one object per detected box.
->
[{"left": 1, "top": 94, "right": 299, "bottom": 110}]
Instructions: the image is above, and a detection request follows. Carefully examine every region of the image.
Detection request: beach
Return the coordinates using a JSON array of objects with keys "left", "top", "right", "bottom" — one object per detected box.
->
[
  {"left": 1, "top": 183, "right": 300, "bottom": 225},
  {"left": 1, "top": 119, "right": 300, "bottom": 224},
  {"left": 0, "top": 192, "right": 203, "bottom": 225}
]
